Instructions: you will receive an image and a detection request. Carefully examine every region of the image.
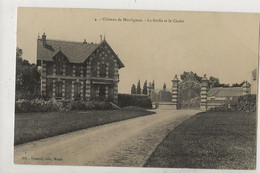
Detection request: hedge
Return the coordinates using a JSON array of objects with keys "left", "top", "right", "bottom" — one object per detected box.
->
[
  {"left": 15, "top": 98, "right": 114, "bottom": 113},
  {"left": 208, "top": 94, "right": 256, "bottom": 112},
  {"left": 118, "top": 94, "right": 152, "bottom": 109},
  {"left": 236, "top": 94, "right": 256, "bottom": 112}
]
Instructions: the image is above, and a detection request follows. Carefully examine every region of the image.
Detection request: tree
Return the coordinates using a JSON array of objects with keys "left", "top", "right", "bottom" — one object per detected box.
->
[
  {"left": 136, "top": 80, "right": 141, "bottom": 94},
  {"left": 163, "top": 83, "right": 166, "bottom": 90},
  {"left": 180, "top": 71, "right": 230, "bottom": 88},
  {"left": 232, "top": 81, "right": 247, "bottom": 87},
  {"left": 180, "top": 71, "right": 202, "bottom": 82},
  {"left": 131, "top": 84, "right": 136, "bottom": 94},
  {"left": 152, "top": 80, "right": 155, "bottom": 89},
  {"left": 142, "top": 80, "right": 148, "bottom": 95},
  {"left": 208, "top": 76, "right": 220, "bottom": 88},
  {"left": 16, "top": 47, "right": 41, "bottom": 100}
]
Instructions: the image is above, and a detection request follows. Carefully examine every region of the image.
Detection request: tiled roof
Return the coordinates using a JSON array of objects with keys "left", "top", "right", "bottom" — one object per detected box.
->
[
  {"left": 37, "top": 39, "right": 124, "bottom": 68},
  {"left": 208, "top": 87, "right": 243, "bottom": 97}
]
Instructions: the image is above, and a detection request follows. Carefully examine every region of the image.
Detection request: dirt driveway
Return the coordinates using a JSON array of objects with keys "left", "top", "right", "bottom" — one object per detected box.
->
[{"left": 14, "top": 106, "right": 200, "bottom": 167}]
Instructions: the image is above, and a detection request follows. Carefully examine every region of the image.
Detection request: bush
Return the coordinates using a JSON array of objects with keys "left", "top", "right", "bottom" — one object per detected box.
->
[
  {"left": 15, "top": 99, "right": 115, "bottom": 113},
  {"left": 208, "top": 104, "right": 232, "bottom": 112},
  {"left": 15, "top": 99, "right": 57, "bottom": 113},
  {"left": 208, "top": 94, "right": 256, "bottom": 112},
  {"left": 121, "top": 106, "right": 147, "bottom": 111},
  {"left": 118, "top": 94, "right": 152, "bottom": 109},
  {"left": 236, "top": 94, "right": 256, "bottom": 112}
]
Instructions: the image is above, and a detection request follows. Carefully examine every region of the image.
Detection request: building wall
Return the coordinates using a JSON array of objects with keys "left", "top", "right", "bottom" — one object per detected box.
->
[
  {"left": 89, "top": 46, "right": 115, "bottom": 78},
  {"left": 41, "top": 49, "right": 119, "bottom": 102}
]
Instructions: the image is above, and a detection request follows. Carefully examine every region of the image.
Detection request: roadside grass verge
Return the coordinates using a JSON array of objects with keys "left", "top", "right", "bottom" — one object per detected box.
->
[
  {"left": 144, "top": 111, "right": 256, "bottom": 169},
  {"left": 15, "top": 109, "right": 155, "bottom": 145}
]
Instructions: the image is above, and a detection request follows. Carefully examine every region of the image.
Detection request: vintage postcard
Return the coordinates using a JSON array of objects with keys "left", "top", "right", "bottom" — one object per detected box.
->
[{"left": 14, "top": 7, "right": 259, "bottom": 170}]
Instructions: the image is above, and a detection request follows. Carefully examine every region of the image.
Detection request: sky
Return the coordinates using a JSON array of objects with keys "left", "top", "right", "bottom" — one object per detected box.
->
[{"left": 17, "top": 8, "right": 260, "bottom": 93}]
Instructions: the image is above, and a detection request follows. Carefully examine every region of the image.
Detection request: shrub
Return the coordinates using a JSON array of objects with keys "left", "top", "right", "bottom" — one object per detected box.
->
[
  {"left": 121, "top": 106, "right": 146, "bottom": 111},
  {"left": 118, "top": 94, "right": 152, "bottom": 109},
  {"left": 208, "top": 104, "right": 232, "bottom": 112},
  {"left": 236, "top": 94, "right": 256, "bottom": 112},
  {"left": 15, "top": 99, "right": 115, "bottom": 113},
  {"left": 208, "top": 94, "right": 256, "bottom": 112}
]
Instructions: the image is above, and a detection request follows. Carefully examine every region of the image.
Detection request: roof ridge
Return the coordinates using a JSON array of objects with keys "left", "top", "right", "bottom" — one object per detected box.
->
[{"left": 43, "top": 38, "right": 99, "bottom": 45}]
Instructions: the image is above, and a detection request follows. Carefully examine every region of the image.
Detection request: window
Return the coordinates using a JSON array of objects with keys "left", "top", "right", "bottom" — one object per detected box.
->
[
  {"left": 66, "top": 64, "right": 72, "bottom": 76},
  {"left": 75, "top": 65, "right": 81, "bottom": 77},
  {"left": 46, "top": 62, "right": 53, "bottom": 75},
  {"left": 100, "top": 64, "right": 106, "bottom": 77},
  {"left": 56, "top": 62, "right": 63, "bottom": 75},
  {"left": 56, "top": 81, "right": 62, "bottom": 97},
  {"left": 74, "top": 82, "right": 81, "bottom": 99},
  {"left": 46, "top": 78, "right": 53, "bottom": 97}
]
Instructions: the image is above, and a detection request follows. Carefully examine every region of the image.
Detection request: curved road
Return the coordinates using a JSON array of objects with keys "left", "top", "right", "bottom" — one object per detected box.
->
[{"left": 14, "top": 106, "right": 200, "bottom": 167}]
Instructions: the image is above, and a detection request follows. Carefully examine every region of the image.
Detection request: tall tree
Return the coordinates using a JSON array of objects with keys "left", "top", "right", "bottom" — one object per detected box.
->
[
  {"left": 131, "top": 84, "right": 137, "bottom": 94},
  {"left": 136, "top": 80, "right": 141, "bottom": 94},
  {"left": 163, "top": 83, "right": 166, "bottom": 90},
  {"left": 142, "top": 80, "right": 148, "bottom": 95},
  {"left": 152, "top": 80, "right": 155, "bottom": 89},
  {"left": 16, "top": 47, "right": 41, "bottom": 100}
]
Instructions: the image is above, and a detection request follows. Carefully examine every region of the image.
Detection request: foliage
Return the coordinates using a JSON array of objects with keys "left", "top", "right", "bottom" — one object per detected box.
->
[
  {"left": 118, "top": 94, "right": 152, "bottom": 109},
  {"left": 180, "top": 71, "right": 231, "bottom": 88},
  {"left": 121, "top": 106, "right": 147, "bottom": 111},
  {"left": 180, "top": 71, "right": 202, "bottom": 83},
  {"left": 66, "top": 100, "right": 113, "bottom": 111},
  {"left": 208, "top": 104, "right": 232, "bottom": 112},
  {"left": 131, "top": 84, "right": 137, "bottom": 94},
  {"left": 163, "top": 83, "right": 166, "bottom": 90},
  {"left": 15, "top": 99, "right": 56, "bottom": 113},
  {"left": 15, "top": 99, "right": 115, "bottom": 113},
  {"left": 152, "top": 80, "right": 155, "bottom": 89},
  {"left": 208, "top": 76, "right": 220, "bottom": 88},
  {"left": 236, "top": 94, "right": 256, "bottom": 112},
  {"left": 231, "top": 81, "right": 247, "bottom": 87},
  {"left": 137, "top": 80, "right": 141, "bottom": 94},
  {"left": 16, "top": 47, "right": 41, "bottom": 100},
  {"left": 208, "top": 94, "right": 256, "bottom": 112},
  {"left": 142, "top": 80, "right": 148, "bottom": 95}
]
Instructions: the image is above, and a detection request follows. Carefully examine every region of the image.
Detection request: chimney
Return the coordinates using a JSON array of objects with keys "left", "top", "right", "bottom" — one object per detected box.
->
[
  {"left": 42, "top": 33, "right": 46, "bottom": 47},
  {"left": 83, "top": 39, "right": 87, "bottom": 44}
]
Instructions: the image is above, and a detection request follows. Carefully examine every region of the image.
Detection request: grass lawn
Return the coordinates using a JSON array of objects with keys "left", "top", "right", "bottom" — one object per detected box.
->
[
  {"left": 15, "top": 109, "right": 154, "bottom": 145},
  {"left": 144, "top": 111, "right": 257, "bottom": 169}
]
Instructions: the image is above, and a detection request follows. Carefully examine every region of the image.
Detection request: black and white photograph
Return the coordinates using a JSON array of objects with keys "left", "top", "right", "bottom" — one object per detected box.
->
[{"left": 0, "top": 2, "right": 260, "bottom": 172}]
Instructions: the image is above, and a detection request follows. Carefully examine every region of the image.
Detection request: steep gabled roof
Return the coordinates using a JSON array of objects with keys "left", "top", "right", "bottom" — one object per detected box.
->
[
  {"left": 208, "top": 87, "right": 243, "bottom": 97},
  {"left": 37, "top": 38, "right": 124, "bottom": 68}
]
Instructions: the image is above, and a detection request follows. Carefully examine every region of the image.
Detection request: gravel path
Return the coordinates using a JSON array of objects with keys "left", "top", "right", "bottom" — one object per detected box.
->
[{"left": 14, "top": 107, "right": 200, "bottom": 167}]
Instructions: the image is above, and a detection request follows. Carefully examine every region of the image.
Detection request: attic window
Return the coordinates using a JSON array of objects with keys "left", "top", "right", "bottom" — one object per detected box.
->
[
  {"left": 100, "top": 64, "right": 106, "bottom": 77},
  {"left": 56, "top": 62, "right": 63, "bottom": 75},
  {"left": 75, "top": 64, "right": 81, "bottom": 76}
]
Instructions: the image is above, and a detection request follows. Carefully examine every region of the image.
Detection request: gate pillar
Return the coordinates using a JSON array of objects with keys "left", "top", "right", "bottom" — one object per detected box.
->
[
  {"left": 171, "top": 75, "right": 179, "bottom": 110},
  {"left": 200, "top": 74, "right": 208, "bottom": 111}
]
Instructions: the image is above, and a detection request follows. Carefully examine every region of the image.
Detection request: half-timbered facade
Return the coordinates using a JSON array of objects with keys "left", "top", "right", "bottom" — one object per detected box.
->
[{"left": 37, "top": 33, "right": 124, "bottom": 103}]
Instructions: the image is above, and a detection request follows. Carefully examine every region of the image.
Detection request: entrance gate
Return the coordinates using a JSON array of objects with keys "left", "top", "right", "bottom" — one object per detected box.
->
[
  {"left": 178, "top": 73, "right": 201, "bottom": 109},
  {"left": 171, "top": 73, "right": 208, "bottom": 110}
]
